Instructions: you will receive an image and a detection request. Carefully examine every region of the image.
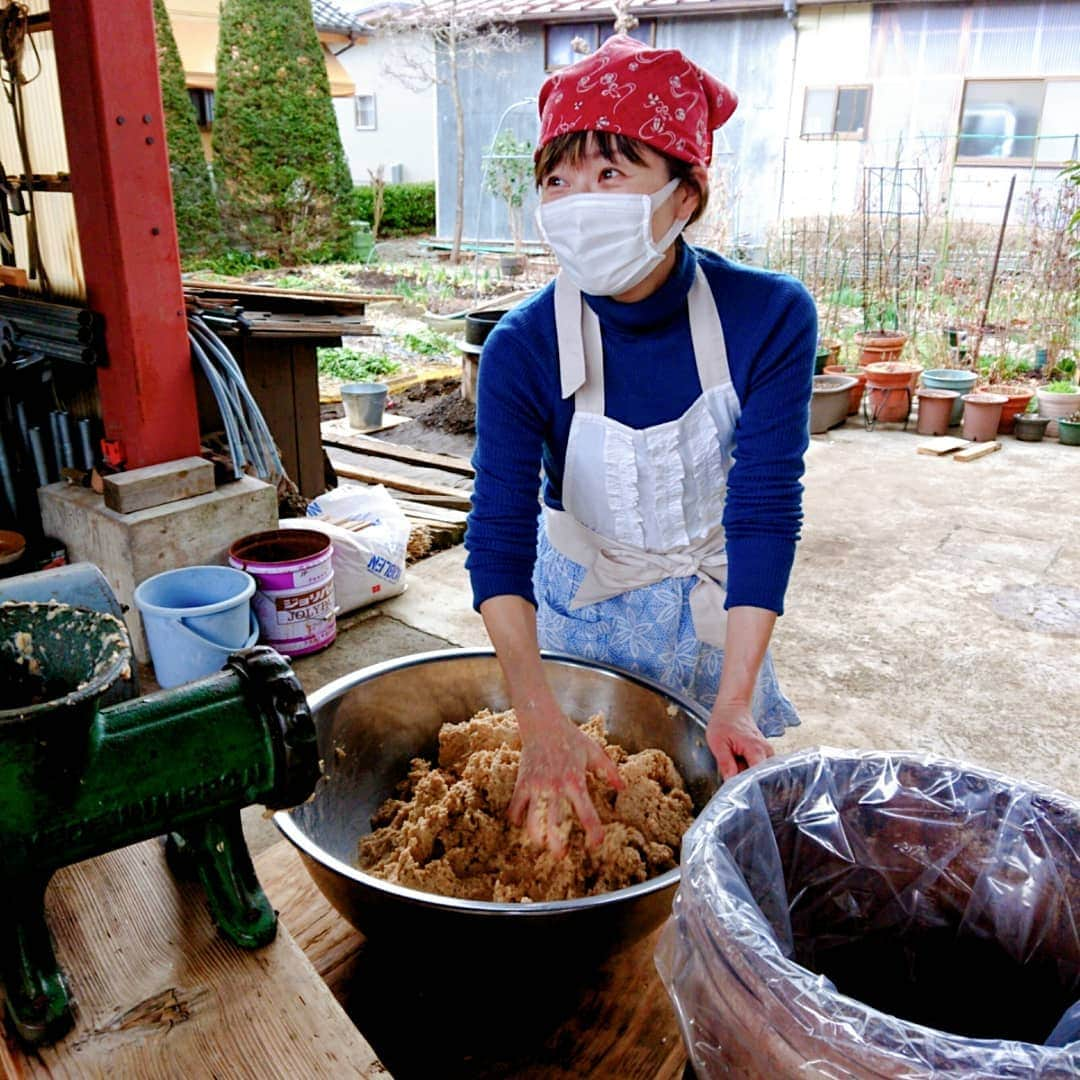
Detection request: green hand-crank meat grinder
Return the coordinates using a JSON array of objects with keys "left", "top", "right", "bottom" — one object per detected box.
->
[{"left": 0, "top": 599, "right": 321, "bottom": 1045}]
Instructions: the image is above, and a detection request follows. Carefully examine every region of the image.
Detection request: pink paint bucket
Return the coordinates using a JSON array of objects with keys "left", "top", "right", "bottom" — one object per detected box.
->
[{"left": 228, "top": 529, "right": 336, "bottom": 656}]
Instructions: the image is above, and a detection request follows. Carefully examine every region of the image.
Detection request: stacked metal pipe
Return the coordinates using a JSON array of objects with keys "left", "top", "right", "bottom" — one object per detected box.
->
[{"left": 0, "top": 296, "right": 102, "bottom": 368}]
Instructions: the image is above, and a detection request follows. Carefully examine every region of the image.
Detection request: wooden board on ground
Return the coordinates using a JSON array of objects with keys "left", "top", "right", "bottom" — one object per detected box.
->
[
  {"left": 393, "top": 498, "right": 469, "bottom": 526},
  {"left": 320, "top": 427, "right": 474, "bottom": 477},
  {"left": 0, "top": 840, "right": 386, "bottom": 1078},
  {"left": 321, "top": 413, "right": 412, "bottom": 434},
  {"left": 954, "top": 440, "right": 1002, "bottom": 462},
  {"left": 333, "top": 461, "right": 472, "bottom": 510},
  {"left": 916, "top": 436, "right": 970, "bottom": 456},
  {"left": 103, "top": 455, "right": 214, "bottom": 513},
  {"left": 254, "top": 839, "right": 686, "bottom": 1079},
  {"left": 184, "top": 279, "right": 395, "bottom": 307}
]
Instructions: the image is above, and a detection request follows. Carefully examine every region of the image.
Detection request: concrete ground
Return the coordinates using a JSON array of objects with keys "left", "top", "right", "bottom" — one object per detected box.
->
[{"left": 247, "top": 422, "right": 1080, "bottom": 854}]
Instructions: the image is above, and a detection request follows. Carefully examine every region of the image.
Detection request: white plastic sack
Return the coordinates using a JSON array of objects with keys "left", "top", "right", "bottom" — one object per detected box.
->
[{"left": 282, "top": 484, "right": 408, "bottom": 614}]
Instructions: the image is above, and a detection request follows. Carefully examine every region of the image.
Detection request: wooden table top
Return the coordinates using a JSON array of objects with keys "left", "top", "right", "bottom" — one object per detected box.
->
[
  {"left": 1, "top": 840, "right": 385, "bottom": 1079},
  {"left": 254, "top": 840, "right": 688, "bottom": 1079}
]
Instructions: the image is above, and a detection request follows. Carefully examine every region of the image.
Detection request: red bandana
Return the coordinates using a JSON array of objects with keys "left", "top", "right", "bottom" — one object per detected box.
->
[{"left": 537, "top": 35, "right": 737, "bottom": 169}]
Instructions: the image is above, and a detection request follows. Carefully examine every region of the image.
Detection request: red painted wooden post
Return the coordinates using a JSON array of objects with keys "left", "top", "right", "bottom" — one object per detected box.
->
[{"left": 50, "top": 0, "right": 200, "bottom": 468}]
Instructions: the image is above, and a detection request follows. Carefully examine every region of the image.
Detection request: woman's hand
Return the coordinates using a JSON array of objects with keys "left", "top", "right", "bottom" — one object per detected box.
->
[
  {"left": 706, "top": 699, "right": 773, "bottom": 780},
  {"left": 508, "top": 701, "right": 624, "bottom": 857}
]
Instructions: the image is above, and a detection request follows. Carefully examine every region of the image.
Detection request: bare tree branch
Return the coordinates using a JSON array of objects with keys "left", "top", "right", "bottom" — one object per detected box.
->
[{"left": 374, "top": 0, "right": 520, "bottom": 260}]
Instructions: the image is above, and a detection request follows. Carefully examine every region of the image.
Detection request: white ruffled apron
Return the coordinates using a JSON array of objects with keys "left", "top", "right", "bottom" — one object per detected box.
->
[{"left": 535, "top": 268, "right": 799, "bottom": 736}]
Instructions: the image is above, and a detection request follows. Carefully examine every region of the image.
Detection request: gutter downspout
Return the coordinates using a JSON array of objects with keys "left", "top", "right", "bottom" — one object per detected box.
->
[{"left": 775, "top": 0, "right": 799, "bottom": 225}]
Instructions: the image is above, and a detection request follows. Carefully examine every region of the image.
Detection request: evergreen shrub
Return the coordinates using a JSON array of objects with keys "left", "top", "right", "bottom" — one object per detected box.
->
[
  {"left": 353, "top": 182, "right": 435, "bottom": 235},
  {"left": 213, "top": 0, "right": 354, "bottom": 264},
  {"left": 152, "top": 0, "right": 223, "bottom": 257}
]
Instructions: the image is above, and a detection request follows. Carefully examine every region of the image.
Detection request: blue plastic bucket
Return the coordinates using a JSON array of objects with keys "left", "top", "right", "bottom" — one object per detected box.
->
[
  {"left": 134, "top": 565, "right": 257, "bottom": 688},
  {"left": 921, "top": 370, "right": 978, "bottom": 425}
]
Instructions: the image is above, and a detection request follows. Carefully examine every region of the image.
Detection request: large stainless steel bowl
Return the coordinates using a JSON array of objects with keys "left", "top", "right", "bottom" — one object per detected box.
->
[{"left": 275, "top": 648, "right": 717, "bottom": 965}]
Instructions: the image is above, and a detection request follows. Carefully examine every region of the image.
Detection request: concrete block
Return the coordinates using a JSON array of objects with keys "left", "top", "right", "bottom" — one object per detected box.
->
[
  {"left": 39, "top": 477, "right": 277, "bottom": 661},
  {"left": 103, "top": 455, "right": 214, "bottom": 513}
]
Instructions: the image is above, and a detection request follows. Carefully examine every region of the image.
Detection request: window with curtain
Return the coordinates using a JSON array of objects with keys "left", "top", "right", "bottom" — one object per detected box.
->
[{"left": 958, "top": 79, "right": 1079, "bottom": 164}]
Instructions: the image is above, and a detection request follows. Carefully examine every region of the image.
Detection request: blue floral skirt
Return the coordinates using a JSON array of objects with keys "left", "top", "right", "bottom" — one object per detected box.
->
[{"left": 534, "top": 525, "right": 799, "bottom": 738}]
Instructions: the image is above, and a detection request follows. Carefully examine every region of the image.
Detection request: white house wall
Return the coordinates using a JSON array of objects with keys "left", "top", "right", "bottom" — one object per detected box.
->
[
  {"left": 781, "top": 4, "right": 873, "bottom": 222},
  {"left": 782, "top": 1, "right": 1080, "bottom": 228},
  {"left": 333, "top": 33, "right": 436, "bottom": 185}
]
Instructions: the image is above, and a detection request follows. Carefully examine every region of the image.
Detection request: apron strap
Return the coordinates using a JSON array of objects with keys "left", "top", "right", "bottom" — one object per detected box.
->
[
  {"left": 555, "top": 272, "right": 586, "bottom": 400},
  {"left": 688, "top": 266, "right": 732, "bottom": 391},
  {"left": 577, "top": 304, "right": 605, "bottom": 414}
]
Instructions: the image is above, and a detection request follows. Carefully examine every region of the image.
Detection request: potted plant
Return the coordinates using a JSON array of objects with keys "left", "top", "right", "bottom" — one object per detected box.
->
[
  {"left": 484, "top": 129, "right": 534, "bottom": 277},
  {"left": 1058, "top": 409, "right": 1080, "bottom": 447},
  {"left": 1036, "top": 380, "right": 1080, "bottom": 437}
]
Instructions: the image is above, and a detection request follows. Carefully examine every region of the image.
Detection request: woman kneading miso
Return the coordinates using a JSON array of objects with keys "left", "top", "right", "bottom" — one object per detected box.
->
[{"left": 465, "top": 36, "right": 816, "bottom": 853}]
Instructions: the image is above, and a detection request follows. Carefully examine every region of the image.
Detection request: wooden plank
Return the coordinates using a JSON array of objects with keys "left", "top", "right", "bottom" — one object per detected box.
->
[
  {"left": 390, "top": 492, "right": 472, "bottom": 511},
  {"left": 255, "top": 839, "right": 686, "bottom": 1079},
  {"left": 2, "top": 841, "right": 386, "bottom": 1077},
  {"left": 954, "top": 440, "right": 1002, "bottom": 462},
  {"left": 238, "top": 336, "right": 301, "bottom": 489},
  {"left": 392, "top": 498, "right": 469, "bottom": 526},
  {"left": 184, "top": 280, "right": 395, "bottom": 305},
  {"left": 916, "top": 436, "right": 969, "bottom": 456},
  {"left": 319, "top": 428, "right": 474, "bottom": 478},
  {"left": 103, "top": 456, "right": 214, "bottom": 513},
  {"left": 290, "top": 341, "right": 327, "bottom": 499},
  {"left": 333, "top": 462, "right": 472, "bottom": 509}
]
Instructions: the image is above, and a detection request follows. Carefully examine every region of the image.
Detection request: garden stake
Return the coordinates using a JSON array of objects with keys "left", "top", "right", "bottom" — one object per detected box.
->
[{"left": 970, "top": 174, "right": 1016, "bottom": 366}]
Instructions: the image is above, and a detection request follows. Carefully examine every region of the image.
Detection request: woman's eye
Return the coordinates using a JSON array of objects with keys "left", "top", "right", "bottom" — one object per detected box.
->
[
  {"left": 544, "top": 176, "right": 564, "bottom": 188},
  {"left": 600, "top": 168, "right": 620, "bottom": 180}
]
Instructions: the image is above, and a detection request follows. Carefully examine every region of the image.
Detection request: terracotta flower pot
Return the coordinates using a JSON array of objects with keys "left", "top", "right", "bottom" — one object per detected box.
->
[
  {"left": 864, "top": 362, "right": 921, "bottom": 425},
  {"left": 915, "top": 388, "right": 959, "bottom": 437},
  {"left": 824, "top": 365, "right": 866, "bottom": 416},
  {"left": 921, "top": 370, "right": 979, "bottom": 425},
  {"left": 854, "top": 330, "right": 908, "bottom": 367},
  {"left": 978, "top": 384, "right": 1035, "bottom": 435},
  {"left": 961, "top": 393, "right": 1008, "bottom": 442},
  {"left": 819, "top": 338, "right": 842, "bottom": 367}
]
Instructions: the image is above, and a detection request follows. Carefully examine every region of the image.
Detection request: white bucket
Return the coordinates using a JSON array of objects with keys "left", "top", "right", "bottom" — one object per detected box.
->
[{"left": 228, "top": 529, "right": 336, "bottom": 656}]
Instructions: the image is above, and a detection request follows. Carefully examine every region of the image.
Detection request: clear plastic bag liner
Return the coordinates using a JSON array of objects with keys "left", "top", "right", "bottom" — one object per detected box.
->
[{"left": 655, "top": 748, "right": 1080, "bottom": 1078}]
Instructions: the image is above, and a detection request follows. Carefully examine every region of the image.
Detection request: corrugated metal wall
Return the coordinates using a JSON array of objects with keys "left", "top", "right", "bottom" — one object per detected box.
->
[
  {"left": 435, "top": 12, "right": 793, "bottom": 252},
  {"left": 438, "top": 0, "right": 1080, "bottom": 250},
  {"left": 0, "top": 1, "right": 85, "bottom": 299}
]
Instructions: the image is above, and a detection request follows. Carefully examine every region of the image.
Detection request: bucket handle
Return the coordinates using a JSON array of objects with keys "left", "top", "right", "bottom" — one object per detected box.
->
[{"left": 168, "top": 610, "right": 259, "bottom": 655}]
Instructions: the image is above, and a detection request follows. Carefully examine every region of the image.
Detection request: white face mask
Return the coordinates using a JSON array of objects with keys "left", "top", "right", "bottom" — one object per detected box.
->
[{"left": 536, "top": 177, "right": 687, "bottom": 297}]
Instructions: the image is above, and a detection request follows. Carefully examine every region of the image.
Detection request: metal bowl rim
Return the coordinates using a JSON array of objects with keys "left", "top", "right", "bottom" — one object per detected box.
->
[{"left": 275, "top": 646, "right": 710, "bottom": 916}]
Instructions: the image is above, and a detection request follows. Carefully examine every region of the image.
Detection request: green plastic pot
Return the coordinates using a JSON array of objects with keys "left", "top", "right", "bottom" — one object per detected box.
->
[{"left": 1058, "top": 419, "right": 1080, "bottom": 446}]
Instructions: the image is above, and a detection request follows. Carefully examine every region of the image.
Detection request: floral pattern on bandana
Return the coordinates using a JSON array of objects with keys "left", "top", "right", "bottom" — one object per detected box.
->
[{"left": 538, "top": 35, "right": 737, "bottom": 169}]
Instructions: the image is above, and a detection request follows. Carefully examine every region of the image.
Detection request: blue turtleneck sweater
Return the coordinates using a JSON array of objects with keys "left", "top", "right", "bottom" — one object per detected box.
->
[{"left": 465, "top": 242, "right": 816, "bottom": 616}]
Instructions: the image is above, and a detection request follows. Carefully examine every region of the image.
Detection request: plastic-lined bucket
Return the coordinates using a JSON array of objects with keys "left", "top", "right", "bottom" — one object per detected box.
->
[
  {"left": 134, "top": 565, "right": 257, "bottom": 688},
  {"left": 229, "top": 529, "right": 336, "bottom": 656},
  {"left": 342, "top": 382, "right": 388, "bottom": 430}
]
